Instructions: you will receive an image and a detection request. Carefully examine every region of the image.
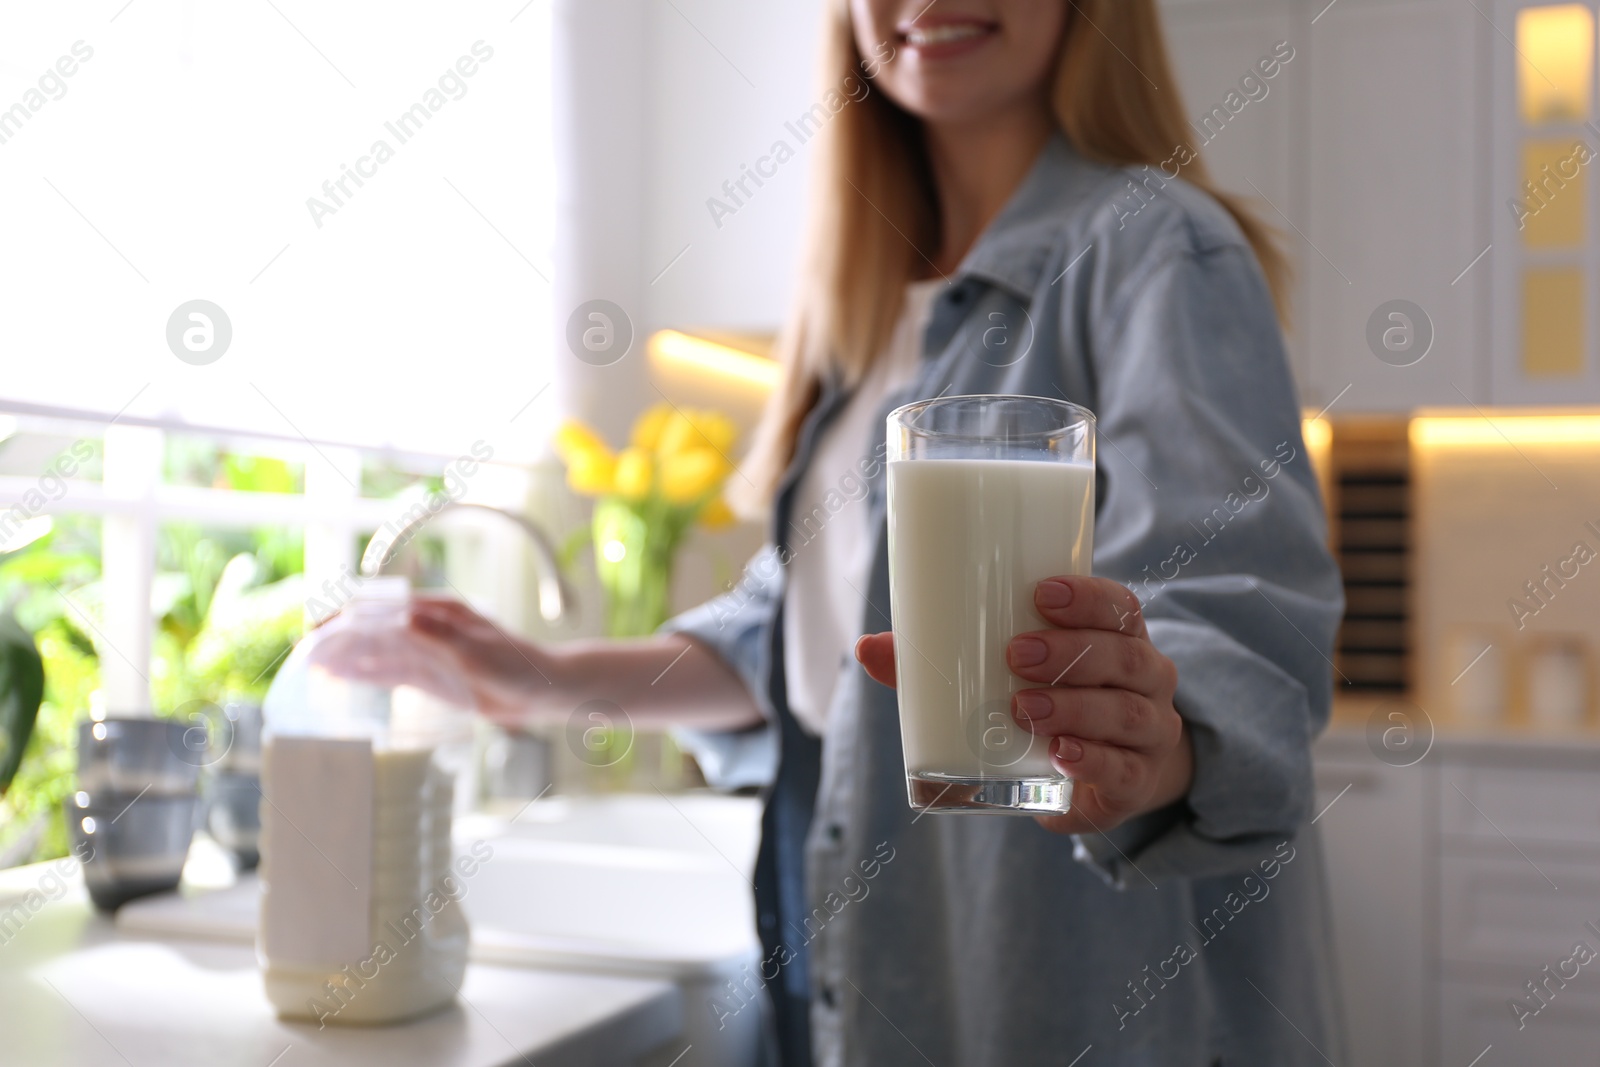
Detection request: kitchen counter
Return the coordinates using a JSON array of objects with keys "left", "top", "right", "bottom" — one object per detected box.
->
[
  {"left": 1325, "top": 696, "right": 1600, "bottom": 767},
  {"left": 0, "top": 863, "right": 685, "bottom": 1067}
]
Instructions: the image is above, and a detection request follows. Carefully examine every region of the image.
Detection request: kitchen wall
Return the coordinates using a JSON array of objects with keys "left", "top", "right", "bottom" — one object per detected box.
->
[
  {"left": 641, "top": 5, "right": 821, "bottom": 332},
  {"left": 552, "top": 0, "right": 821, "bottom": 446},
  {"left": 1411, "top": 424, "right": 1600, "bottom": 726}
]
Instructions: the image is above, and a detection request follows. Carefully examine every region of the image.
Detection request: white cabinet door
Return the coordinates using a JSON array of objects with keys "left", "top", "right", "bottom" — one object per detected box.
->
[
  {"left": 1440, "top": 977, "right": 1600, "bottom": 1066},
  {"left": 1160, "top": 0, "right": 1307, "bottom": 392},
  {"left": 1439, "top": 851, "right": 1600, "bottom": 967},
  {"left": 1304, "top": 0, "right": 1486, "bottom": 411},
  {"left": 1487, "top": 0, "right": 1600, "bottom": 404},
  {"left": 1441, "top": 760, "right": 1600, "bottom": 851},
  {"left": 1313, "top": 735, "right": 1432, "bottom": 1066}
]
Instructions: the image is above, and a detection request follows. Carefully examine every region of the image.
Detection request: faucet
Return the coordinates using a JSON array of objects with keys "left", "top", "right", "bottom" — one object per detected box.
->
[{"left": 359, "top": 501, "right": 578, "bottom": 624}]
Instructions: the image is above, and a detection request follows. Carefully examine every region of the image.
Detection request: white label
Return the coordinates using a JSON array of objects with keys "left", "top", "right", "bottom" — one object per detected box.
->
[{"left": 259, "top": 736, "right": 373, "bottom": 969}]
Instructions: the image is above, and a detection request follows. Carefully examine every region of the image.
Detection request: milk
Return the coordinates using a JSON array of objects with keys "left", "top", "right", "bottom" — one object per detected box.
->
[
  {"left": 886, "top": 458, "right": 1095, "bottom": 780},
  {"left": 260, "top": 741, "right": 468, "bottom": 1025}
]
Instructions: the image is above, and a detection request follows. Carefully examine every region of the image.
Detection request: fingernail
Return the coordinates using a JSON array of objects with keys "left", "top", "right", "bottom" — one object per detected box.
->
[
  {"left": 1010, "top": 636, "right": 1048, "bottom": 667},
  {"left": 1037, "top": 579, "right": 1073, "bottom": 608},
  {"left": 1057, "top": 737, "right": 1084, "bottom": 762},
  {"left": 1013, "top": 691, "right": 1051, "bottom": 723}
]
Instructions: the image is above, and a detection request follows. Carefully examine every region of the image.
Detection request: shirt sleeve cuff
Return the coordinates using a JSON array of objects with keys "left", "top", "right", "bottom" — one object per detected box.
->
[
  {"left": 669, "top": 722, "right": 777, "bottom": 792},
  {"left": 656, "top": 550, "right": 783, "bottom": 791},
  {"left": 1071, "top": 615, "right": 1320, "bottom": 886},
  {"left": 1072, "top": 806, "right": 1297, "bottom": 888}
]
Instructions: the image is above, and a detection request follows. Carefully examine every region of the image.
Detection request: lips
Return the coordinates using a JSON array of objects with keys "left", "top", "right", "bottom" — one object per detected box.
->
[{"left": 896, "top": 16, "right": 998, "bottom": 58}]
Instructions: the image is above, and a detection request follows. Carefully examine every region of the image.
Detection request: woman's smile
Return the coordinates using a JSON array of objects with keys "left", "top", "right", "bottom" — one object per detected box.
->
[
  {"left": 857, "top": 0, "right": 1067, "bottom": 125},
  {"left": 896, "top": 15, "right": 1000, "bottom": 59}
]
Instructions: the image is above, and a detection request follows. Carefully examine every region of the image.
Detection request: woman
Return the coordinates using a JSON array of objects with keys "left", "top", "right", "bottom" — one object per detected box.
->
[{"left": 413, "top": 1, "right": 1345, "bottom": 1063}]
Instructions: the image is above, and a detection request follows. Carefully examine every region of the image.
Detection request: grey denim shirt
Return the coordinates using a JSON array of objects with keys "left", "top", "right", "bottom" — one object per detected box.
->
[{"left": 665, "top": 134, "right": 1347, "bottom": 1067}]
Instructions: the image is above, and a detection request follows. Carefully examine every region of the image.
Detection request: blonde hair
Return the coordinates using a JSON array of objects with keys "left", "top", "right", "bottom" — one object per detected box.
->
[{"left": 732, "top": 0, "right": 1288, "bottom": 514}]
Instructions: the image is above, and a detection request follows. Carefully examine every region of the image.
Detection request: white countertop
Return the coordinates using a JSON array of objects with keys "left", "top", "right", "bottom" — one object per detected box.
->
[
  {"left": 1322, "top": 706, "right": 1600, "bottom": 766},
  {"left": 0, "top": 865, "right": 684, "bottom": 1067}
]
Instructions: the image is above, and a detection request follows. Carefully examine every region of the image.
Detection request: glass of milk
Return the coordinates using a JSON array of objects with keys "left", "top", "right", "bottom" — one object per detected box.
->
[
  {"left": 259, "top": 576, "right": 476, "bottom": 1025},
  {"left": 885, "top": 394, "right": 1095, "bottom": 815}
]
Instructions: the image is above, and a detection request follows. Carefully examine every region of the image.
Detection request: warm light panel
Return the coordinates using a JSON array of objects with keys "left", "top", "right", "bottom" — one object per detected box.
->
[
  {"left": 1301, "top": 417, "right": 1332, "bottom": 454},
  {"left": 1410, "top": 413, "right": 1600, "bottom": 446},
  {"left": 1300, "top": 416, "right": 1334, "bottom": 488},
  {"left": 1518, "top": 4, "right": 1595, "bottom": 125},
  {"left": 649, "top": 330, "right": 781, "bottom": 390}
]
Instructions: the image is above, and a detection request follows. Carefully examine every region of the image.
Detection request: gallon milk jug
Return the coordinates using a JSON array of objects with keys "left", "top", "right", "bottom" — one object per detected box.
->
[{"left": 259, "top": 576, "right": 476, "bottom": 1025}]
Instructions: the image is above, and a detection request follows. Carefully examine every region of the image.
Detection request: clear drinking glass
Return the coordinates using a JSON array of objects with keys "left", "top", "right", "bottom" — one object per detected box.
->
[{"left": 885, "top": 394, "right": 1096, "bottom": 815}]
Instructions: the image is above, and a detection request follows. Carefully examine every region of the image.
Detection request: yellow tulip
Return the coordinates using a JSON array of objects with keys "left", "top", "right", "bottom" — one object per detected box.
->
[
  {"left": 661, "top": 447, "right": 729, "bottom": 505},
  {"left": 630, "top": 404, "right": 675, "bottom": 452},
  {"left": 695, "top": 412, "right": 738, "bottom": 455},
  {"left": 554, "top": 420, "right": 610, "bottom": 464},
  {"left": 565, "top": 450, "right": 615, "bottom": 496},
  {"left": 699, "top": 496, "right": 736, "bottom": 529},
  {"left": 657, "top": 408, "right": 738, "bottom": 458},
  {"left": 613, "top": 447, "right": 653, "bottom": 501},
  {"left": 656, "top": 410, "right": 699, "bottom": 457}
]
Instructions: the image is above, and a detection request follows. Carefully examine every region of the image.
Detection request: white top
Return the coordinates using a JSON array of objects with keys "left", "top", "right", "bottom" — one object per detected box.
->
[
  {"left": 0, "top": 866, "right": 680, "bottom": 1067},
  {"left": 782, "top": 279, "right": 943, "bottom": 737}
]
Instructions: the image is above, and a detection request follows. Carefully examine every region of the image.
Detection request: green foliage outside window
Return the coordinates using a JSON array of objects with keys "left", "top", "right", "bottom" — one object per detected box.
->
[
  {"left": 0, "top": 455, "right": 315, "bottom": 868},
  {"left": 0, "top": 444, "right": 462, "bottom": 869}
]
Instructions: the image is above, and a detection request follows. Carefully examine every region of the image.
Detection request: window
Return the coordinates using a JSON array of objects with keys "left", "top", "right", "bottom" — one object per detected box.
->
[
  {"left": 0, "top": 410, "right": 552, "bottom": 866},
  {"left": 0, "top": 3, "right": 558, "bottom": 866},
  {"left": 0, "top": 3, "right": 555, "bottom": 459}
]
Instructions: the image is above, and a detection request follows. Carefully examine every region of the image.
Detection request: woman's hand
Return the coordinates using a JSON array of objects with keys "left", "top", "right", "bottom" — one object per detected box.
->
[
  {"left": 408, "top": 595, "right": 560, "bottom": 725},
  {"left": 854, "top": 575, "right": 1193, "bottom": 836}
]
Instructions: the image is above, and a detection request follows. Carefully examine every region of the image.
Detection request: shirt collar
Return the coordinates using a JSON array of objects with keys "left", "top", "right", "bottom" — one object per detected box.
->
[{"left": 951, "top": 132, "right": 1114, "bottom": 301}]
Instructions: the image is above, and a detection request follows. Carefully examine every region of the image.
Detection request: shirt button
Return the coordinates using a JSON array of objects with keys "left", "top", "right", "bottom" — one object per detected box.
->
[
  {"left": 827, "top": 824, "right": 843, "bottom": 844},
  {"left": 820, "top": 984, "right": 837, "bottom": 1008}
]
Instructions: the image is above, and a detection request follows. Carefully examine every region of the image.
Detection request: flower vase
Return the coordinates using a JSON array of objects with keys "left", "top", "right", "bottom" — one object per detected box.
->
[{"left": 592, "top": 498, "right": 676, "bottom": 640}]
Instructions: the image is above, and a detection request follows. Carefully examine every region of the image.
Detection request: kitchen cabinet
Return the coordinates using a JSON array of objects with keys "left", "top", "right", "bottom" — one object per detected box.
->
[
  {"left": 1488, "top": 0, "right": 1600, "bottom": 403},
  {"left": 1438, "top": 976, "right": 1600, "bottom": 1065},
  {"left": 1302, "top": 0, "right": 1486, "bottom": 411},
  {"left": 1315, "top": 727, "right": 1600, "bottom": 1067},
  {"left": 1313, "top": 732, "right": 1431, "bottom": 1066},
  {"left": 1436, "top": 745, "right": 1600, "bottom": 1064},
  {"left": 1162, "top": 0, "right": 1499, "bottom": 411}
]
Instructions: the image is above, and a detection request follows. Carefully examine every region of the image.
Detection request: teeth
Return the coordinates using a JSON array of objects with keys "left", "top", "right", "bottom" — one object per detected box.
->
[{"left": 905, "top": 23, "right": 988, "bottom": 46}]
